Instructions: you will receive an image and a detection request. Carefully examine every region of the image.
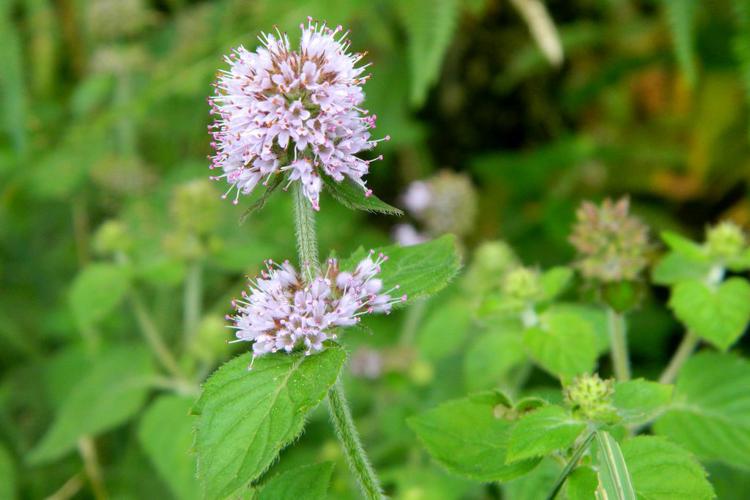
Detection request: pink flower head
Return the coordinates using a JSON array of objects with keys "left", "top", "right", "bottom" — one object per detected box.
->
[
  {"left": 208, "top": 18, "right": 389, "bottom": 210},
  {"left": 228, "top": 253, "right": 406, "bottom": 363}
]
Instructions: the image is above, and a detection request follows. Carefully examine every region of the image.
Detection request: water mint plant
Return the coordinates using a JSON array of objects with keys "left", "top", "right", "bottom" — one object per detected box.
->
[{"left": 7, "top": 3, "right": 750, "bottom": 500}]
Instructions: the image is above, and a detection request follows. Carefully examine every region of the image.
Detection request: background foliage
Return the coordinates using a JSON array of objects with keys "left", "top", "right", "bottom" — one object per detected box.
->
[{"left": 2, "top": 0, "right": 750, "bottom": 498}]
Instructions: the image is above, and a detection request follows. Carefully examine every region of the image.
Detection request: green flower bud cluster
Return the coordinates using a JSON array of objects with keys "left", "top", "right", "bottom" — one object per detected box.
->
[
  {"left": 705, "top": 221, "right": 746, "bottom": 261},
  {"left": 164, "top": 180, "right": 222, "bottom": 261},
  {"left": 189, "top": 315, "right": 230, "bottom": 363},
  {"left": 569, "top": 197, "right": 651, "bottom": 283},
  {"left": 462, "top": 240, "right": 519, "bottom": 296},
  {"left": 564, "top": 373, "right": 618, "bottom": 423},
  {"left": 93, "top": 220, "right": 132, "bottom": 256},
  {"left": 501, "top": 267, "right": 542, "bottom": 302}
]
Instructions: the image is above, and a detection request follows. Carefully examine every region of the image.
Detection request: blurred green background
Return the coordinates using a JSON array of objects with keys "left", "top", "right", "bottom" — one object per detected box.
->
[{"left": 2, "top": 0, "right": 750, "bottom": 498}]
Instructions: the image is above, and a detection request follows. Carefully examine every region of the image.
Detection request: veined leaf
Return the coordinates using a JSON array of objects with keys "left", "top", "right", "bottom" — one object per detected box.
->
[
  {"left": 70, "top": 263, "right": 131, "bottom": 327},
  {"left": 0, "top": 443, "right": 15, "bottom": 500},
  {"left": 594, "top": 430, "right": 636, "bottom": 500},
  {"left": 344, "top": 235, "right": 462, "bottom": 303},
  {"left": 613, "top": 379, "right": 673, "bottom": 425},
  {"left": 653, "top": 352, "right": 750, "bottom": 469},
  {"left": 506, "top": 405, "right": 585, "bottom": 463},
  {"left": 621, "top": 436, "right": 714, "bottom": 500},
  {"left": 193, "top": 348, "right": 345, "bottom": 499},
  {"left": 323, "top": 176, "right": 403, "bottom": 215},
  {"left": 29, "top": 344, "right": 155, "bottom": 464},
  {"left": 256, "top": 462, "right": 334, "bottom": 500},
  {"left": 409, "top": 391, "right": 540, "bottom": 482}
]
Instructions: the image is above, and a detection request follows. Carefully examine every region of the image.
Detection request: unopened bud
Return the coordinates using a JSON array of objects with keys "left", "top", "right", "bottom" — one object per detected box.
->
[
  {"left": 564, "top": 373, "right": 617, "bottom": 423},
  {"left": 170, "top": 179, "right": 221, "bottom": 237},
  {"left": 93, "top": 220, "right": 131, "bottom": 256},
  {"left": 706, "top": 221, "right": 746, "bottom": 261},
  {"left": 502, "top": 267, "right": 542, "bottom": 302}
]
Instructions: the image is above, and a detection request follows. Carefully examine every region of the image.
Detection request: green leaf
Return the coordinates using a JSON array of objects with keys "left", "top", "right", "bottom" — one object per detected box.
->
[
  {"left": 401, "top": 0, "right": 459, "bottom": 106},
  {"left": 621, "top": 436, "right": 714, "bottom": 500},
  {"left": 566, "top": 466, "right": 598, "bottom": 500},
  {"left": 652, "top": 252, "right": 712, "bottom": 286},
  {"left": 0, "top": 443, "right": 15, "bottom": 500},
  {"left": 595, "top": 430, "right": 636, "bottom": 500},
  {"left": 660, "top": 231, "right": 706, "bottom": 261},
  {"left": 29, "top": 344, "right": 155, "bottom": 464},
  {"left": 653, "top": 352, "right": 750, "bottom": 469},
  {"left": 463, "top": 327, "right": 526, "bottom": 392},
  {"left": 345, "top": 235, "right": 461, "bottom": 303},
  {"left": 417, "top": 298, "right": 472, "bottom": 361},
  {"left": 194, "top": 348, "right": 346, "bottom": 499},
  {"left": 669, "top": 278, "right": 750, "bottom": 350},
  {"left": 540, "top": 267, "right": 574, "bottom": 301},
  {"left": 503, "top": 458, "right": 560, "bottom": 500},
  {"left": 550, "top": 303, "right": 610, "bottom": 354},
  {"left": 323, "top": 176, "right": 403, "bottom": 216},
  {"left": 0, "top": 1, "right": 27, "bottom": 154},
  {"left": 138, "top": 395, "right": 200, "bottom": 500},
  {"left": 613, "top": 379, "right": 673, "bottom": 425},
  {"left": 256, "top": 462, "right": 334, "bottom": 500},
  {"left": 408, "top": 392, "right": 541, "bottom": 482},
  {"left": 523, "top": 309, "right": 598, "bottom": 379},
  {"left": 664, "top": 0, "right": 699, "bottom": 87},
  {"left": 69, "top": 263, "right": 131, "bottom": 327},
  {"left": 506, "top": 405, "right": 585, "bottom": 463}
]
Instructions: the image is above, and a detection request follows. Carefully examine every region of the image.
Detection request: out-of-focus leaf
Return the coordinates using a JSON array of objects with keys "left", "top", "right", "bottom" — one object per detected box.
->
[
  {"left": 566, "top": 466, "right": 598, "bottom": 500},
  {"left": 256, "top": 462, "right": 334, "bottom": 500},
  {"left": 0, "top": 443, "right": 15, "bottom": 500},
  {"left": 664, "top": 0, "right": 699, "bottom": 87},
  {"left": 193, "top": 348, "right": 345, "bottom": 499},
  {"left": 0, "top": 1, "right": 27, "bottom": 154},
  {"left": 503, "top": 458, "right": 560, "bottom": 500},
  {"left": 400, "top": 0, "right": 459, "bottom": 107},
  {"left": 523, "top": 309, "right": 598, "bottom": 379},
  {"left": 654, "top": 352, "right": 750, "bottom": 469},
  {"left": 613, "top": 379, "right": 673, "bottom": 425},
  {"left": 463, "top": 327, "right": 526, "bottom": 392},
  {"left": 417, "top": 298, "right": 472, "bottom": 361},
  {"left": 408, "top": 391, "right": 540, "bottom": 482},
  {"left": 69, "top": 263, "right": 131, "bottom": 327},
  {"left": 29, "top": 344, "right": 155, "bottom": 464},
  {"left": 652, "top": 252, "right": 712, "bottom": 286},
  {"left": 669, "top": 278, "right": 750, "bottom": 350},
  {"left": 138, "top": 395, "right": 199, "bottom": 500}
]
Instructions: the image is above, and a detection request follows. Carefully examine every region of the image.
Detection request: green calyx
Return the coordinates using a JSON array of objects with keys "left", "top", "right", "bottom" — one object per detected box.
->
[
  {"left": 706, "top": 221, "right": 746, "bottom": 261},
  {"left": 564, "top": 373, "right": 618, "bottom": 423}
]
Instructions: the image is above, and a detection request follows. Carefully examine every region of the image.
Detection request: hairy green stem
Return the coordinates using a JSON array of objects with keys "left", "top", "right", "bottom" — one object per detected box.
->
[
  {"left": 183, "top": 260, "right": 202, "bottom": 349},
  {"left": 328, "top": 379, "right": 386, "bottom": 500},
  {"left": 659, "top": 332, "right": 699, "bottom": 385},
  {"left": 292, "top": 183, "right": 384, "bottom": 499},
  {"left": 607, "top": 308, "right": 630, "bottom": 381},
  {"left": 293, "top": 183, "right": 320, "bottom": 279}
]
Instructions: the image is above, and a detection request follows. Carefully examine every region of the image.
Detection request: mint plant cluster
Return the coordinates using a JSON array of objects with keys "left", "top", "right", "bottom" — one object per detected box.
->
[{"left": 5, "top": 3, "right": 750, "bottom": 499}]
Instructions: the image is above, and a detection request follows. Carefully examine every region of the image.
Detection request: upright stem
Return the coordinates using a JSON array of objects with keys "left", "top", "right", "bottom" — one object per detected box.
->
[
  {"left": 293, "top": 184, "right": 320, "bottom": 279},
  {"left": 607, "top": 308, "right": 630, "bottom": 381},
  {"left": 292, "top": 183, "right": 384, "bottom": 499},
  {"left": 183, "top": 260, "right": 202, "bottom": 349},
  {"left": 328, "top": 379, "right": 385, "bottom": 500},
  {"left": 659, "top": 332, "right": 699, "bottom": 385},
  {"left": 77, "top": 437, "right": 107, "bottom": 500},
  {"left": 130, "top": 291, "right": 185, "bottom": 381}
]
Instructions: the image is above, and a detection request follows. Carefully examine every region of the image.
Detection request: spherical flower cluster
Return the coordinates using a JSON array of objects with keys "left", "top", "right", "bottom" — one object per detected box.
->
[
  {"left": 564, "top": 373, "right": 618, "bottom": 423},
  {"left": 228, "top": 253, "right": 405, "bottom": 362},
  {"left": 393, "top": 170, "right": 478, "bottom": 245},
  {"left": 502, "top": 267, "right": 542, "bottom": 302},
  {"left": 569, "top": 197, "right": 651, "bottom": 283},
  {"left": 706, "top": 221, "right": 746, "bottom": 261},
  {"left": 209, "top": 19, "right": 388, "bottom": 210}
]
